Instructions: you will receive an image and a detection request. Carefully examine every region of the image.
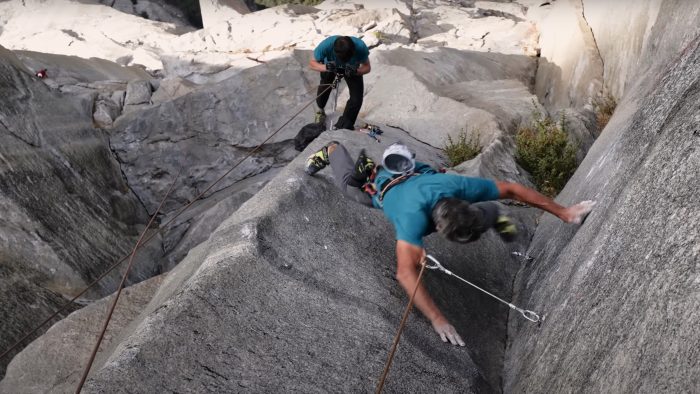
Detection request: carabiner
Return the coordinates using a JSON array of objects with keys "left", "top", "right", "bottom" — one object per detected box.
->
[
  {"left": 424, "top": 255, "right": 443, "bottom": 270},
  {"left": 521, "top": 310, "right": 540, "bottom": 323}
]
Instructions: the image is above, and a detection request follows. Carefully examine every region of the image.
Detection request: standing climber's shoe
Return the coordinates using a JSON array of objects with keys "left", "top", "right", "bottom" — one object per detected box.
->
[
  {"left": 305, "top": 141, "right": 336, "bottom": 175},
  {"left": 494, "top": 215, "right": 518, "bottom": 243},
  {"left": 314, "top": 110, "right": 327, "bottom": 125}
]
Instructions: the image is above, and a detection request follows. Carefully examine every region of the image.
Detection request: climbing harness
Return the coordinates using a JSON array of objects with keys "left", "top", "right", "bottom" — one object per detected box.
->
[
  {"left": 362, "top": 162, "right": 436, "bottom": 207},
  {"left": 361, "top": 168, "right": 418, "bottom": 206},
  {"left": 425, "top": 255, "right": 541, "bottom": 323}
]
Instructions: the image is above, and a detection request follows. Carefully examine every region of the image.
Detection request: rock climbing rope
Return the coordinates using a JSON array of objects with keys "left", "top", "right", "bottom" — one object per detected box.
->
[
  {"left": 376, "top": 254, "right": 429, "bottom": 394},
  {"left": 0, "top": 82, "right": 337, "bottom": 370},
  {"left": 75, "top": 168, "right": 182, "bottom": 393},
  {"left": 376, "top": 253, "right": 541, "bottom": 393},
  {"left": 331, "top": 73, "right": 341, "bottom": 129}
]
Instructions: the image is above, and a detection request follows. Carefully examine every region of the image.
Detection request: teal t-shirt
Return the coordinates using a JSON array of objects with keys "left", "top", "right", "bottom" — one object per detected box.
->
[
  {"left": 372, "top": 163, "right": 501, "bottom": 247},
  {"left": 313, "top": 36, "right": 370, "bottom": 67}
]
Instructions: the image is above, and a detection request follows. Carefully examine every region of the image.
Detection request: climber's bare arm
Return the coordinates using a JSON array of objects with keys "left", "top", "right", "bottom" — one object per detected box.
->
[
  {"left": 309, "top": 58, "right": 327, "bottom": 73},
  {"left": 395, "top": 240, "right": 464, "bottom": 346},
  {"left": 495, "top": 181, "right": 595, "bottom": 224},
  {"left": 357, "top": 59, "right": 371, "bottom": 75}
]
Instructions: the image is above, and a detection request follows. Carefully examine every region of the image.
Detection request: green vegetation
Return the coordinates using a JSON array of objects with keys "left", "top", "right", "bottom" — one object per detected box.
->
[
  {"left": 444, "top": 130, "right": 481, "bottom": 167},
  {"left": 516, "top": 105, "right": 578, "bottom": 197},
  {"left": 593, "top": 93, "right": 617, "bottom": 134}
]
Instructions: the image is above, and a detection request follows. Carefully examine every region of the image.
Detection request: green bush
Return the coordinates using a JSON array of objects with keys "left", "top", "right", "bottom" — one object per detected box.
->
[
  {"left": 593, "top": 93, "right": 617, "bottom": 134},
  {"left": 444, "top": 130, "right": 481, "bottom": 167},
  {"left": 516, "top": 106, "right": 577, "bottom": 197}
]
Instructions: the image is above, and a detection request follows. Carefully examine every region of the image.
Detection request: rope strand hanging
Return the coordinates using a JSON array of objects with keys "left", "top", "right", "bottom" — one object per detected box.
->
[
  {"left": 376, "top": 254, "right": 541, "bottom": 393},
  {"left": 1, "top": 82, "right": 336, "bottom": 363},
  {"left": 375, "top": 255, "right": 429, "bottom": 393},
  {"left": 75, "top": 167, "right": 182, "bottom": 393}
]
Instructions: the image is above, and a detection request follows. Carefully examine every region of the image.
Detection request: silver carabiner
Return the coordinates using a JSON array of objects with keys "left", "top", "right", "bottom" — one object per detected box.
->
[
  {"left": 424, "top": 255, "right": 443, "bottom": 270},
  {"left": 521, "top": 310, "right": 540, "bottom": 323}
]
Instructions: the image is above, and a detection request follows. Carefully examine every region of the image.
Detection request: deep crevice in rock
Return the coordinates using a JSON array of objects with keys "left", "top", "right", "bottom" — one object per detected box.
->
[{"left": 579, "top": 0, "right": 605, "bottom": 94}]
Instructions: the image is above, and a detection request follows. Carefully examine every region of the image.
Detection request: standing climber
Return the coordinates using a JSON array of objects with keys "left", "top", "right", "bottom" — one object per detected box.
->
[
  {"left": 305, "top": 141, "right": 595, "bottom": 346},
  {"left": 309, "top": 35, "right": 371, "bottom": 130}
]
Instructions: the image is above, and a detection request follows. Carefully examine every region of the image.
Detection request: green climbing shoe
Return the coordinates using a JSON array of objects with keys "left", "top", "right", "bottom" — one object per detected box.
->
[
  {"left": 305, "top": 142, "right": 336, "bottom": 175},
  {"left": 495, "top": 215, "right": 518, "bottom": 243},
  {"left": 314, "top": 110, "right": 327, "bottom": 125}
]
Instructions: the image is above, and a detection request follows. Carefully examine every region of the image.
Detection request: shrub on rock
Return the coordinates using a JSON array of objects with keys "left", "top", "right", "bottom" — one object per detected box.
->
[{"left": 516, "top": 106, "right": 577, "bottom": 197}]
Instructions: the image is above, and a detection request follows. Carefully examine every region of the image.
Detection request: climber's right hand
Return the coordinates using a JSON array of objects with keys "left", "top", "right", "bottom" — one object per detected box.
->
[{"left": 431, "top": 317, "right": 465, "bottom": 346}]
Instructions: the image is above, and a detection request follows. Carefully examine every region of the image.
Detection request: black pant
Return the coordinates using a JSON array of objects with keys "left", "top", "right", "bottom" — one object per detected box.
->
[
  {"left": 328, "top": 143, "right": 373, "bottom": 207},
  {"left": 316, "top": 72, "right": 364, "bottom": 130}
]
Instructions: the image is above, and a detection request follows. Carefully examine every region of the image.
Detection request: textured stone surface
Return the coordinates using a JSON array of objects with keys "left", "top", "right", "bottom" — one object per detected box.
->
[
  {"left": 124, "top": 80, "right": 153, "bottom": 105},
  {"left": 531, "top": 0, "right": 604, "bottom": 112},
  {"left": 0, "top": 45, "right": 163, "bottom": 378},
  {"left": 199, "top": 0, "right": 251, "bottom": 28},
  {"left": 361, "top": 47, "right": 538, "bottom": 150},
  {"left": 74, "top": 130, "right": 535, "bottom": 393},
  {"left": 13, "top": 50, "right": 151, "bottom": 86},
  {"left": 108, "top": 51, "right": 317, "bottom": 214},
  {"left": 0, "top": 275, "right": 164, "bottom": 394},
  {"left": 504, "top": 3, "right": 700, "bottom": 393},
  {"left": 150, "top": 76, "right": 198, "bottom": 104},
  {"left": 5, "top": 1, "right": 697, "bottom": 392}
]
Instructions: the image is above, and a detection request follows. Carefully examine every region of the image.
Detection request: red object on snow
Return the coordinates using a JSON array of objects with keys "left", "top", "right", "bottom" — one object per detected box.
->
[{"left": 36, "top": 68, "right": 47, "bottom": 79}]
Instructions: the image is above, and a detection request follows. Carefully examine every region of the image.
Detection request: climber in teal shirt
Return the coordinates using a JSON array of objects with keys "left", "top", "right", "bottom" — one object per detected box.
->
[
  {"left": 309, "top": 36, "right": 371, "bottom": 130},
  {"left": 372, "top": 163, "right": 501, "bottom": 247},
  {"left": 305, "top": 141, "right": 596, "bottom": 347}
]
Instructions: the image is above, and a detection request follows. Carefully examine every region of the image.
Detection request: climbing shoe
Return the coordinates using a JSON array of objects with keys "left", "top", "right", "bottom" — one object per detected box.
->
[
  {"left": 349, "top": 149, "right": 375, "bottom": 187},
  {"left": 305, "top": 142, "right": 336, "bottom": 175},
  {"left": 314, "top": 110, "right": 326, "bottom": 125},
  {"left": 494, "top": 215, "right": 518, "bottom": 243}
]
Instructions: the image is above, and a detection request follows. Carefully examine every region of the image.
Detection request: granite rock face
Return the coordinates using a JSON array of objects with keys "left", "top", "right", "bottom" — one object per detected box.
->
[
  {"left": 107, "top": 52, "right": 317, "bottom": 215},
  {"left": 78, "top": 130, "right": 535, "bottom": 393},
  {"left": 0, "top": 45, "right": 163, "bottom": 378},
  {"left": 0, "top": 275, "right": 164, "bottom": 394},
  {"left": 3, "top": 0, "right": 698, "bottom": 392},
  {"left": 504, "top": 2, "right": 700, "bottom": 393}
]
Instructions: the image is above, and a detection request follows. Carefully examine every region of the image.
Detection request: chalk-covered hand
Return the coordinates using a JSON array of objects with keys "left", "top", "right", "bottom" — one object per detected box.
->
[{"left": 432, "top": 319, "right": 465, "bottom": 346}]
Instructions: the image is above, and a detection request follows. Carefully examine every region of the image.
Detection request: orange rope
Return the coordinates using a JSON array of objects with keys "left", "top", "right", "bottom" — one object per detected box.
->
[
  {"left": 1, "top": 82, "right": 334, "bottom": 363},
  {"left": 75, "top": 168, "right": 181, "bottom": 393},
  {"left": 375, "top": 255, "right": 428, "bottom": 393}
]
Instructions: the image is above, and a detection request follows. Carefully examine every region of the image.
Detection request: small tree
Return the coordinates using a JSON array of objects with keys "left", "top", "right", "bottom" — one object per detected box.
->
[
  {"left": 593, "top": 93, "right": 617, "bottom": 134},
  {"left": 516, "top": 104, "right": 578, "bottom": 197},
  {"left": 444, "top": 130, "right": 481, "bottom": 167}
]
